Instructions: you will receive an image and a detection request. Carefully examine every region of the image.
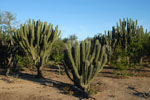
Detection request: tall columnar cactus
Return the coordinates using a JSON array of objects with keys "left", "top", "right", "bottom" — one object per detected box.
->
[
  {"left": 104, "top": 31, "right": 117, "bottom": 64},
  {"left": 13, "top": 19, "right": 61, "bottom": 78},
  {"left": 0, "top": 29, "right": 17, "bottom": 76},
  {"left": 63, "top": 40, "right": 107, "bottom": 91},
  {"left": 111, "top": 18, "right": 147, "bottom": 65},
  {"left": 0, "top": 36, "right": 15, "bottom": 76},
  {"left": 115, "top": 18, "right": 138, "bottom": 52},
  {"left": 5, "top": 38, "right": 16, "bottom": 76}
]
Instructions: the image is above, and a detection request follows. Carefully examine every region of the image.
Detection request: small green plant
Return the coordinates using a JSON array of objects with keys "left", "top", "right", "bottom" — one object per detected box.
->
[
  {"left": 51, "top": 49, "right": 64, "bottom": 74},
  {"left": 50, "top": 39, "right": 65, "bottom": 74},
  {"left": 113, "top": 56, "right": 129, "bottom": 78},
  {"left": 87, "top": 88, "right": 97, "bottom": 96},
  {"left": 14, "top": 55, "right": 33, "bottom": 71}
]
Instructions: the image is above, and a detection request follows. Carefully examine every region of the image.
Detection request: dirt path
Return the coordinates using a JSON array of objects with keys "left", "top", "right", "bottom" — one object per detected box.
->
[{"left": 0, "top": 67, "right": 150, "bottom": 100}]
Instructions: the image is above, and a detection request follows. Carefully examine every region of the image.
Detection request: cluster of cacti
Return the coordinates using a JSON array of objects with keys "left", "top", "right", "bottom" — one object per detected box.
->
[
  {"left": 5, "top": 39, "right": 16, "bottom": 76},
  {"left": 114, "top": 18, "right": 137, "bottom": 51},
  {"left": 63, "top": 40, "right": 107, "bottom": 91},
  {"left": 94, "top": 18, "right": 148, "bottom": 65},
  {"left": 13, "top": 19, "right": 61, "bottom": 78},
  {"left": 1, "top": 11, "right": 150, "bottom": 98},
  {"left": 111, "top": 18, "right": 146, "bottom": 64},
  {"left": 93, "top": 31, "right": 117, "bottom": 65},
  {"left": 104, "top": 30, "right": 117, "bottom": 64},
  {"left": 0, "top": 33, "right": 16, "bottom": 76}
]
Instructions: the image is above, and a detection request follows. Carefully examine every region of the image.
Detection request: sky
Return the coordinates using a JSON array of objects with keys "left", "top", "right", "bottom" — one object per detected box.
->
[{"left": 0, "top": 0, "right": 150, "bottom": 40}]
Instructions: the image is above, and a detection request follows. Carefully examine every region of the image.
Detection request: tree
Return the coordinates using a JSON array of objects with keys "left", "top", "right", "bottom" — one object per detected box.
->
[{"left": 63, "top": 34, "right": 78, "bottom": 43}]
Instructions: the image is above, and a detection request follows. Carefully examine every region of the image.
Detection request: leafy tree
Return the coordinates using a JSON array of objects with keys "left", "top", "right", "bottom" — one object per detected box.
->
[{"left": 63, "top": 34, "right": 78, "bottom": 43}]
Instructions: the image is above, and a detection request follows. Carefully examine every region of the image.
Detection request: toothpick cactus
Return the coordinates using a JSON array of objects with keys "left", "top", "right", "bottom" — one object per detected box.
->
[
  {"left": 63, "top": 40, "right": 107, "bottom": 91},
  {"left": 13, "top": 19, "right": 61, "bottom": 78}
]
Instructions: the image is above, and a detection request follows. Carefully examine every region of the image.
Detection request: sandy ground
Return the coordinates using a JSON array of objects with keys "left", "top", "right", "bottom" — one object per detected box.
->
[{"left": 0, "top": 66, "right": 150, "bottom": 100}]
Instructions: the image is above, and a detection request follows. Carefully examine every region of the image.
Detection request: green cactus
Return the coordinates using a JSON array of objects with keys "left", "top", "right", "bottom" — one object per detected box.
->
[
  {"left": 104, "top": 30, "right": 117, "bottom": 65},
  {"left": 13, "top": 19, "right": 61, "bottom": 78},
  {"left": 0, "top": 33, "right": 16, "bottom": 76},
  {"left": 111, "top": 18, "right": 147, "bottom": 66},
  {"left": 63, "top": 40, "right": 107, "bottom": 91}
]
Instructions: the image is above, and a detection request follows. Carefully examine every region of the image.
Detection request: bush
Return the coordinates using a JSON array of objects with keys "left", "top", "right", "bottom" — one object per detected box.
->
[
  {"left": 14, "top": 55, "right": 33, "bottom": 72},
  {"left": 50, "top": 38, "right": 65, "bottom": 65},
  {"left": 113, "top": 56, "right": 129, "bottom": 77}
]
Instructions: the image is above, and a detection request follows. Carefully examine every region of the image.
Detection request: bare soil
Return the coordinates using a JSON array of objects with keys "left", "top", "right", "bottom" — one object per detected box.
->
[{"left": 0, "top": 66, "right": 150, "bottom": 100}]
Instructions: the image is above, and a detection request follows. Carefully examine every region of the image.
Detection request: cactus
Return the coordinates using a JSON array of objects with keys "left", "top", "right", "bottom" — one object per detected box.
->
[
  {"left": 63, "top": 40, "right": 107, "bottom": 91},
  {"left": 13, "top": 19, "right": 61, "bottom": 78},
  {"left": 93, "top": 31, "right": 117, "bottom": 65},
  {"left": 0, "top": 34, "right": 16, "bottom": 76},
  {"left": 111, "top": 18, "right": 147, "bottom": 65},
  {"left": 104, "top": 31, "right": 117, "bottom": 64},
  {"left": 5, "top": 40, "right": 16, "bottom": 76}
]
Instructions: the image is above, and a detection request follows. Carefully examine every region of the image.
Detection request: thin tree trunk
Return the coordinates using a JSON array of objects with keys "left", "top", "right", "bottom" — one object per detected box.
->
[
  {"left": 140, "top": 57, "right": 143, "bottom": 65},
  {"left": 36, "top": 66, "right": 43, "bottom": 78},
  {"left": 108, "top": 56, "right": 111, "bottom": 65},
  {"left": 126, "top": 56, "right": 130, "bottom": 65},
  {"left": 5, "top": 58, "right": 12, "bottom": 76},
  {"left": 57, "top": 64, "right": 61, "bottom": 75},
  {"left": 5, "top": 68, "right": 10, "bottom": 76}
]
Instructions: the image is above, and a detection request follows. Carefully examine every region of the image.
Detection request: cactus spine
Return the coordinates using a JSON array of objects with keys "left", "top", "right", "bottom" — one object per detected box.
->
[
  {"left": 64, "top": 40, "right": 107, "bottom": 91},
  {"left": 13, "top": 19, "right": 61, "bottom": 78}
]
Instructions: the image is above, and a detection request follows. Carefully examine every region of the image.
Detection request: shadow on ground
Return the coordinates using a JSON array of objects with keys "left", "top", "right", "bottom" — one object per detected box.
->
[
  {"left": 128, "top": 86, "right": 150, "bottom": 99},
  {"left": 17, "top": 72, "right": 89, "bottom": 99}
]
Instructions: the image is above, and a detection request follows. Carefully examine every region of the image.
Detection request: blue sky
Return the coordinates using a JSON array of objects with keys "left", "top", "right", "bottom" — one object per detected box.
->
[{"left": 0, "top": 0, "right": 150, "bottom": 40}]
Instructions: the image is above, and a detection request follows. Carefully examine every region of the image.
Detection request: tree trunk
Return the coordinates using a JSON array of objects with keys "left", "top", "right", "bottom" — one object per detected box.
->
[
  {"left": 117, "top": 57, "right": 121, "bottom": 63},
  {"left": 126, "top": 56, "right": 130, "bottom": 65},
  {"left": 140, "top": 57, "right": 143, "bottom": 65},
  {"left": 36, "top": 66, "right": 43, "bottom": 78},
  {"left": 108, "top": 56, "right": 111, "bottom": 65},
  {"left": 5, "top": 58, "right": 13, "bottom": 76},
  {"left": 57, "top": 64, "right": 61, "bottom": 75},
  {"left": 5, "top": 67, "right": 10, "bottom": 76}
]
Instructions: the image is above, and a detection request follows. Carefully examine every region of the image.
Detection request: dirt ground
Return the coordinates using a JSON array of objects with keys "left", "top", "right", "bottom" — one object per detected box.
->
[{"left": 0, "top": 66, "right": 150, "bottom": 100}]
